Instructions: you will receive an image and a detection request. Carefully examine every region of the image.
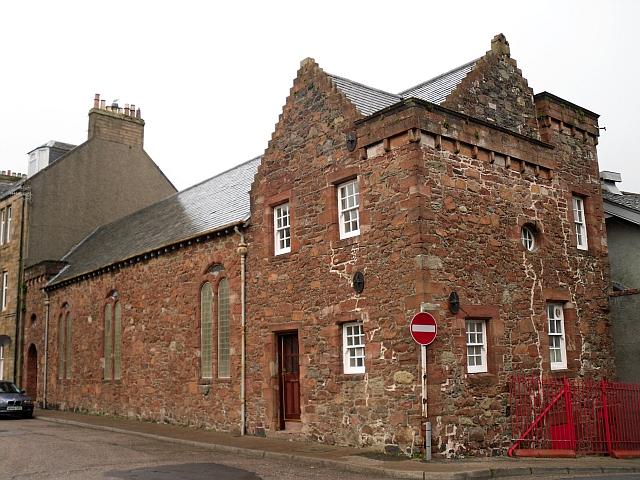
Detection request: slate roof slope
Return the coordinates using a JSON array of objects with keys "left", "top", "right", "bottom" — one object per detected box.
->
[
  {"left": 327, "top": 74, "right": 401, "bottom": 116},
  {"left": 49, "top": 156, "right": 261, "bottom": 286},
  {"left": 399, "top": 59, "right": 479, "bottom": 105},
  {"left": 603, "top": 190, "right": 640, "bottom": 213},
  {"left": 328, "top": 59, "right": 478, "bottom": 117}
]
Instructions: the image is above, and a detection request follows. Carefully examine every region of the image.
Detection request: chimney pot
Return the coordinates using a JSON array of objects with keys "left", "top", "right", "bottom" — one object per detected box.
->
[
  {"left": 118, "top": 108, "right": 123, "bottom": 114},
  {"left": 130, "top": 104, "right": 135, "bottom": 116},
  {"left": 94, "top": 94, "right": 100, "bottom": 109},
  {"left": 100, "top": 99, "right": 106, "bottom": 109},
  {"left": 125, "top": 103, "right": 130, "bottom": 116},
  {"left": 136, "top": 108, "right": 141, "bottom": 119},
  {"left": 7, "top": 170, "right": 11, "bottom": 175}
]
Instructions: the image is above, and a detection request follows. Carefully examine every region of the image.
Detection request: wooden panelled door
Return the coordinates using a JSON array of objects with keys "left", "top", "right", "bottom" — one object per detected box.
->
[{"left": 278, "top": 333, "right": 300, "bottom": 428}]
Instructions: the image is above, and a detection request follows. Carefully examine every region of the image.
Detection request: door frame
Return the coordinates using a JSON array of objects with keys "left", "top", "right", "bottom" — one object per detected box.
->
[{"left": 277, "top": 331, "right": 301, "bottom": 430}]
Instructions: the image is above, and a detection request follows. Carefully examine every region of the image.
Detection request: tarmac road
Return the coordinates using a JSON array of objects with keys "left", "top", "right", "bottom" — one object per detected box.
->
[{"left": 0, "top": 417, "right": 384, "bottom": 480}]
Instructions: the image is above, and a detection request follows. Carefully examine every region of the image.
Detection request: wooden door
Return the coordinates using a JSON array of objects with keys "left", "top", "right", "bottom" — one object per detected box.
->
[{"left": 278, "top": 333, "right": 300, "bottom": 427}]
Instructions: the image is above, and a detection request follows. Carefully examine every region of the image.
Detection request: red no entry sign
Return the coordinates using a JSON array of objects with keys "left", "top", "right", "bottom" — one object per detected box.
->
[{"left": 410, "top": 312, "right": 437, "bottom": 345}]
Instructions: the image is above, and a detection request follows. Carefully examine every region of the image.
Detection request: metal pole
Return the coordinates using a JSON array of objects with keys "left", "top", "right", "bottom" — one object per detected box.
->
[{"left": 235, "top": 226, "right": 247, "bottom": 436}]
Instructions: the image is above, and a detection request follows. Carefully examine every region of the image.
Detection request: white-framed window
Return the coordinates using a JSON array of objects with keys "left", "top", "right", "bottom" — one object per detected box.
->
[
  {"left": 274, "top": 203, "right": 291, "bottom": 255},
  {"left": 466, "top": 320, "right": 487, "bottom": 373},
  {"left": 1, "top": 271, "right": 7, "bottom": 311},
  {"left": 218, "top": 278, "right": 230, "bottom": 378},
  {"left": 200, "top": 282, "right": 213, "bottom": 379},
  {"left": 28, "top": 153, "right": 37, "bottom": 177},
  {"left": 0, "top": 209, "right": 5, "bottom": 245},
  {"left": 0, "top": 343, "right": 4, "bottom": 380},
  {"left": 572, "top": 196, "right": 587, "bottom": 250},
  {"left": 521, "top": 225, "right": 536, "bottom": 251},
  {"left": 5, "top": 205, "right": 11, "bottom": 244},
  {"left": 338, "top": 180, "right": 360, "bottom": 239},
  {"left": 547, "top": 304, "right": 567, "bottom": 370},
  {"left": 343, "top": 322, "right": 365, "bottom": 374}
]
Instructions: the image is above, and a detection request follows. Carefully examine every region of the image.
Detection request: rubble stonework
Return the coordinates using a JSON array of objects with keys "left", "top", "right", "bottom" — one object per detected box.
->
[{"left": 22, "top": 35, "right": 613, "bottom": 458}]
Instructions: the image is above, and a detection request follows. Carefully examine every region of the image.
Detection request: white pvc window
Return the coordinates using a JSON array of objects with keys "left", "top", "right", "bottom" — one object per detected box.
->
[
  {"left": 466, "top": 320, "right": 487, "bottom": 373},
  {"left": 338, "top": 180, "right": 360, "bottom": 239},
  {"left": 0, "top": 209, "right": 5, "bottom": 245},
  {"left": 521, "top": 226, "right": 535, "bottom": 251},
  {"left": 343, "top": 322, "right": 365, "bottom": 374},
  {"left": 548, "top": 304, "right": 567, "bottom": 370},
  {"left": 5, "top": 205, "right": 11, "bottom": 244},
  {"left": 1, "top": 271, "right": 7, "bottom": 310},
  {"left": 572, "top": 197, "right": 587, "bottom": 250},
  {"left": 0, "top": 344, "right": 4, "bottom": 380},
  {"left": 274, "top": 203, "right": 291, "bottom": 255}
]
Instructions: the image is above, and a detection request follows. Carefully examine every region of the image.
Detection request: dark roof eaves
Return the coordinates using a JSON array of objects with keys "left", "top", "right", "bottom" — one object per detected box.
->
[{"left": 46, "top": 220, "right": 248, "bottom": 289}]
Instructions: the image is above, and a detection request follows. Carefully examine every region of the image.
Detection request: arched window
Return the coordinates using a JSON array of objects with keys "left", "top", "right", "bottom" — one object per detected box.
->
[
  {"left": 218, "top": 279, "right": 230, "bottom": 378},
  {"left": 201, "top": 282, "right": 213, "bottom": 379},
  {"left": 104, "top": 298, "right": 122, "bottom": 380},
  {"left": 114, "top": 302, "right": 122, "bottom": 379},
  {"left": 104, "top": 304, "right": 112, "bottom": 379},
  {"left": 65, "top": 312, "right": 72, "bottom": 379},
  {"left": 58, "top": 314, "right": 64, "bottom": 379}
]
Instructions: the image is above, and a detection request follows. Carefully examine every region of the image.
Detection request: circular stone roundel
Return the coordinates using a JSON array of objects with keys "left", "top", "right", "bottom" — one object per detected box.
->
[{"left": 353, "top": 271, "right": 365, "bottom": 293}]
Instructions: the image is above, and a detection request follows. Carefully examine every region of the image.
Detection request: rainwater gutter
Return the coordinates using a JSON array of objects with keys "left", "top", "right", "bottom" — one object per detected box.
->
[{"left": 234, "top": 226, "right": 247, "bottom": 436}]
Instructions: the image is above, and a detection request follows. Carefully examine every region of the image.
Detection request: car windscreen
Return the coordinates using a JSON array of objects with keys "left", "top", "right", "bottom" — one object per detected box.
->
[{"left": 0, "top": 382, "right": 21, "bottom": 393}]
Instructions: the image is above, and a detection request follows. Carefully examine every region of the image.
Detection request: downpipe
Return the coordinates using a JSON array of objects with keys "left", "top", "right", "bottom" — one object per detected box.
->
[{"left": 235, "top": 226, "right": 247, "bottom": 436}]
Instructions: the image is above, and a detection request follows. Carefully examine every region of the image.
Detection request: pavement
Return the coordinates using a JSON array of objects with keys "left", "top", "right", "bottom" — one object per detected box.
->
[{"left": 34, "top": 408, "right": 640, "bottom": 480}]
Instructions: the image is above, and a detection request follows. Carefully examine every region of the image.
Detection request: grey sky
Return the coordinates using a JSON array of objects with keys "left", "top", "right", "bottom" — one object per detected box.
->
[{"left": 2, "top": 1, "right": 638, "bottom": 193}]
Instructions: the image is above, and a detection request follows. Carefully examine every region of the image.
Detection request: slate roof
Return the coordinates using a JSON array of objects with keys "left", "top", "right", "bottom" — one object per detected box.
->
[
  {"left": 399, "top": 59, "right": 479, "bottom": 105},
  {"left": 328, "top": 59, "right": 479, "bottom": 116},
  {"left": 48, "top": 156, "right": 261, "bottom": 286},
  {"left": 27, "top": 140, "right": 76, "bottom": 154},
  {"left": 327, "top": 74, "right": 401, "bottom": 116},
  {"left": 603, "top": 190, "right": 640, "bottom": 213}
]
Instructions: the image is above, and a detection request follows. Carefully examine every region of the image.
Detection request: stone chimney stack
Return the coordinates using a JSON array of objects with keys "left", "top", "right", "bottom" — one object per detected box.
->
[{"left": 88, "top": 93, "right": 145, "bottom": 148}]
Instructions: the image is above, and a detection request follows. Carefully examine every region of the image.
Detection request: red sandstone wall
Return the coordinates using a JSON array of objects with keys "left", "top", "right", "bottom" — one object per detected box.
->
[{"left": 23, "top": 235, "right": 246, "bottom": 431}]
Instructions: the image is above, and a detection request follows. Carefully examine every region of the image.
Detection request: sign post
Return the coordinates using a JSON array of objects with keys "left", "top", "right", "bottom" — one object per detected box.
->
[{"left": 410, "top": 312, "right": 437, "bottom": 461}]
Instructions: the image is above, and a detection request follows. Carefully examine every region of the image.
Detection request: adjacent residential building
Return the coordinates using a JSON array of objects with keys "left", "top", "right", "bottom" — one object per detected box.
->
[
  {"left": 600, "top": 171, "right": 640, "bottom": 383},
  {"left": 5, "top": 96, "right": 177, "bottom": 391},
  {"left": 23, "top": 35, "right": 613, "bottom": 457}
]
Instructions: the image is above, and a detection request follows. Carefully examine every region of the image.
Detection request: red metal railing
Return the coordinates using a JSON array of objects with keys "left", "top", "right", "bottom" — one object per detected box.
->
[{"left": 509, "top": 375, "right": 640, "bottom": 456}]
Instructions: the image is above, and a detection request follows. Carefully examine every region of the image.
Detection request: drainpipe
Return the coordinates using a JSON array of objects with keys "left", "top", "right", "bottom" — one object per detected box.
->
[
  {"left": 43, "top": 292, "right": 50, "bottom": 409},
  {"left": 234, "top": 226, "right": 247, "bottom": 436}
]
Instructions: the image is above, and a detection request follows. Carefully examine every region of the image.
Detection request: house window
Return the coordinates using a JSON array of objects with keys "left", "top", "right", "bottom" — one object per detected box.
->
[
  {"left": 218, "top": 278, "right": 230, "bottom": 378},
  {"left": 201, "top": 282, "right": 213, "bottom": 379},
  {"left": 343, "top": 322, "right": 365, "bottom": 374},
  {"left": 1, "top": 271, "right": 8, "bottom": 310},
  {"left": 5, "top": 205, "right": 11, "bottom": 244},
  {"left": 28, "top": 153, "right": 37, "bottom": 177},
  {"left": 521, "top": 225, "right": 536, "bottom": 251},
  {"left": 547, "top": 304, "right": 567, "bottom": 370},
  {"left": 274, "top": 203, "right": 291, "bottom": 255},
  {"left": 0, "top": 209, "right": 5, "bottom": 245},
  {"left": 466, "top": 320, "right": 487, "bottom": 373},
  {"left": 572, "top": 196, "right": 587, "bottom": 250},
  {"left": 338, "top": 180, "right": 360, "bottom": 239},
  {"left": 0, "top": 343, "right": 4, "bottom": 380}
]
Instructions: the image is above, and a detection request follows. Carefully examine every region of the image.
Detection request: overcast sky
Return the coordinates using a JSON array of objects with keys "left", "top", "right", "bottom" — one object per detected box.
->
[{"left": 2, "top": 1, "right": 639, "bottom": 193}]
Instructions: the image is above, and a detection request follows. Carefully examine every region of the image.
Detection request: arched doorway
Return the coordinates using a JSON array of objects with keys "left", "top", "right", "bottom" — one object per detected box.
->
[{"left": 26, "top": 344, "right": 37, "bottom": 399}]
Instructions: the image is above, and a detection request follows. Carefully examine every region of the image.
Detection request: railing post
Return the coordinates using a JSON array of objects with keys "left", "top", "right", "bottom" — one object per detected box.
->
[
  {"left": 601, "top": 378, "right": 612, "bottom": 455},
  {"left": 564, "top": 376, "right": 576, "bottom": 452}
]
